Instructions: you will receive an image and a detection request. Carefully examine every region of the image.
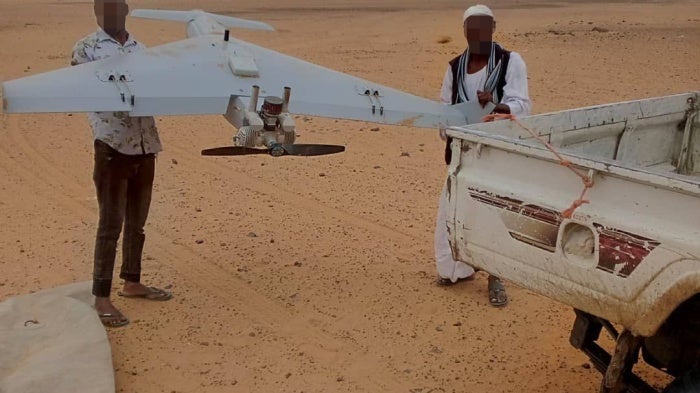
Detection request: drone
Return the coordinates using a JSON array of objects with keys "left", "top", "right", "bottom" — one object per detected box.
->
[{"left": 1, "top": 9, "right": 490, "bottom": 157}]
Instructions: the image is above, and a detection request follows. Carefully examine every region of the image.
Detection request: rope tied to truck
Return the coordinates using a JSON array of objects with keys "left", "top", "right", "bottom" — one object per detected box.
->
[{"left": 482, "top": 113, "right": 595, "bottom": 219}]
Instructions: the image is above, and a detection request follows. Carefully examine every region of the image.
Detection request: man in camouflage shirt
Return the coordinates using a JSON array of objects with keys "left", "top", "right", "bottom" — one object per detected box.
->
[{"left": 72, "top": 0, "right": 171, "bottom": 328}]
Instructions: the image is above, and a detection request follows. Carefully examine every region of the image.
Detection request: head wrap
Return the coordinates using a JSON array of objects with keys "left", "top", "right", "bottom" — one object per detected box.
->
[{"left": 463, "top": 5, "right": 494, "bottom": 23}]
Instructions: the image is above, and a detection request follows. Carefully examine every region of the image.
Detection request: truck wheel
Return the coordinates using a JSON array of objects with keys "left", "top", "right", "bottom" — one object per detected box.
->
[{"left": 663, "top": 367, "right": 700, "bottom": 393}]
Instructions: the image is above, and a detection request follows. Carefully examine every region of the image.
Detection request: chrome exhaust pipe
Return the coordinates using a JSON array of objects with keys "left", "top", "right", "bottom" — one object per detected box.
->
[
  {"left": 282, "top": 86, "right": 291, "bottom": 113},
  {"left": 249, "top": 85, "right": 260, "bottom": 112}
]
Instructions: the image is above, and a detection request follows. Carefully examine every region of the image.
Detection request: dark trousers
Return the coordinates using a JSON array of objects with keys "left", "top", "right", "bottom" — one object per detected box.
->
[{"left": 92, "top": 140, "right": 155, "bottom": 297}]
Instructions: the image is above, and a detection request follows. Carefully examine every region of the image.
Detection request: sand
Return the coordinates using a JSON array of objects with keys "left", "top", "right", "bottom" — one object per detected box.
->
[{"left": 0, "top": 0, "right": 699, "bottom": 391}]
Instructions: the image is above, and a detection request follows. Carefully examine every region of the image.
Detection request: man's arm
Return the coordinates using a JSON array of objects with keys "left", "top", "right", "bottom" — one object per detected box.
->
[
  {"left": 499, "top": 52, "right": 532, "bottom": 117},
  {"left": 70, "top": 38, "right": 92, "bottom": 66}
]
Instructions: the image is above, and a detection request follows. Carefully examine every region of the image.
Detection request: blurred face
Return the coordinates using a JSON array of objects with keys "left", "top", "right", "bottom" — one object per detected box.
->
[
  {"left": 464, "top": 15, "right": 495, "bottom": 55},
  {"left": 94, "top": 0, "right": 129, "bottom": 36}
]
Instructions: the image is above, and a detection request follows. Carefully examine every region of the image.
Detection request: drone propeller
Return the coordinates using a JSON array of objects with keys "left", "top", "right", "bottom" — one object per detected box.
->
[
  {"left": 281, "top": 144, "right": 345, "bottom": 156},
  {"left": 201, "top": 146, "right": 269, "bottom": 156},
  {"left": 201, "top": 144, "right": 345, "bottom": 157}
]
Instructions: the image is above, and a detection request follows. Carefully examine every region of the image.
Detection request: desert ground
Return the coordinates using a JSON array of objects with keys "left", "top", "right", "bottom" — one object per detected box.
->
[{"left": 1, "top": 0, "right": 699, "bottom": 392}]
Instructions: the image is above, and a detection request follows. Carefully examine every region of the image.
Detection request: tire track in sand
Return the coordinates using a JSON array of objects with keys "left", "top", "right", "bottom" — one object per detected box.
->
[
  {"left": 165, "top": 141, "right": 427, "bottom": 262},
  {"left": 0, "top": 115, "right": 416, "bottom": 391}
]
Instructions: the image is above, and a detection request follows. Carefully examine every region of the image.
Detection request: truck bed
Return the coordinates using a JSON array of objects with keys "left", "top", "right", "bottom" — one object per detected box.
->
[{"left": 445, "top": 92, "right": 700, "bottom": 336}]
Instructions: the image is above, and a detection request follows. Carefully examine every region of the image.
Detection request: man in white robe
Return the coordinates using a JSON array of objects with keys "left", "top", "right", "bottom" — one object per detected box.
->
[{"left": 435, "top": 4, "right": 532, "bottom": 307}]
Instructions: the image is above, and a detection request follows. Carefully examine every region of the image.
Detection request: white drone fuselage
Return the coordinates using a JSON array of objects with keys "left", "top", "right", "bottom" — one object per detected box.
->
[{"left": 181, "top": 11, "right": 295, "bottom": 148}]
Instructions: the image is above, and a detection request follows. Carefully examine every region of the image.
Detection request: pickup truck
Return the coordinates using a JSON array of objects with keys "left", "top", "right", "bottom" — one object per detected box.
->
[{"left": 444, "top": 92, "right": 700, "bottom": 393}]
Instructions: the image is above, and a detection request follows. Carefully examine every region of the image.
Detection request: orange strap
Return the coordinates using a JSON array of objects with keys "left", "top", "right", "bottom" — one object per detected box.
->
[{"left": 482, "top": 113, "right": 594, "bottom": 219}]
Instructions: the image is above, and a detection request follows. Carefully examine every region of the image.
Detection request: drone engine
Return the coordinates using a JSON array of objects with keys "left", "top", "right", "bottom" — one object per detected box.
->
[
  {"left": 201, "top": 85, "right": 343, "bottom": 157},
  {"left": 235, "top": 87, "right": 296, "bottom": 148}
]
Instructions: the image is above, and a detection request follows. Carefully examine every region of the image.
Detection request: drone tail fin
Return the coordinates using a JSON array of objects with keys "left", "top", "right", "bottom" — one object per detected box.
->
[
  {"left": 210, "top": 13, "right": 275, "bottom": 31},
  {"left": 131, "top": 9, "right": 275, "bottom": 35}
]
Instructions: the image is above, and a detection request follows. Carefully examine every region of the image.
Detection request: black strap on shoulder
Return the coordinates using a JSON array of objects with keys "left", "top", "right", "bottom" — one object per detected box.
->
[
  {"left": 448, "top": 54, "right": 463, "bottom": 105},
  {"left": 493, "top": 45, "right": 511, "bottom": 104}
]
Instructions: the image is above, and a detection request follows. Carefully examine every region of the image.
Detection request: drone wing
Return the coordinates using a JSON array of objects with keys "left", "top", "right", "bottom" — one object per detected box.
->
[
  {"left": 2, "top": 34, "right": 490, "bottom": 128},
  {"left": 226, "top": 36, "right": 491, "bottom": 128},
  {"left": 2, "top": 36, "right": 237, "bottom": 115}
]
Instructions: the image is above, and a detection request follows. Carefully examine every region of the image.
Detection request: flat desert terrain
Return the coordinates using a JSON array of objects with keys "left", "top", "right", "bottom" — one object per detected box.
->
[{"left": 1, "top": 0, "right": 699, "bottom": 392}]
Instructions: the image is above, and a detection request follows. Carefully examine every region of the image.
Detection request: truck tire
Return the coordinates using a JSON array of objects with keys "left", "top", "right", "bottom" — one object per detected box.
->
[{"left": 662, "top": 366, "right": 700, "bottom": 393}]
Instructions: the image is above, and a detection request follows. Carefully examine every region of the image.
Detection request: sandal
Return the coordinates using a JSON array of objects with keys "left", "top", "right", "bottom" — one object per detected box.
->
[
  {"left": 99, "top": 313, "right": 130, "bottom": 328},
  {"left": 118, "top": 286, "right": 173, "bottom": 301},
  {"left": 488, "top": 276, "right": 508, "bottom": 307},
  {"left": 436, "top": 274, "right": 475, "bottom": 286}
]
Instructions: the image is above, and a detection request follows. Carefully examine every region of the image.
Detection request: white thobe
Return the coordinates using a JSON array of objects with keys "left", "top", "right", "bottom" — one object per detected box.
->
[
  {"left": 439, "top": 51, "right": 531, "bottom": 115},
  {"left": 435, "top": 51, "right": 531, "bottom": 282}
]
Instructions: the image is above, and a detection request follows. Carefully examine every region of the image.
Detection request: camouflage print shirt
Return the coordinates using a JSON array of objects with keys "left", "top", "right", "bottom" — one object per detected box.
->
[{"left": 71, "top": 29, "right": 162, "bottom": 155}]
